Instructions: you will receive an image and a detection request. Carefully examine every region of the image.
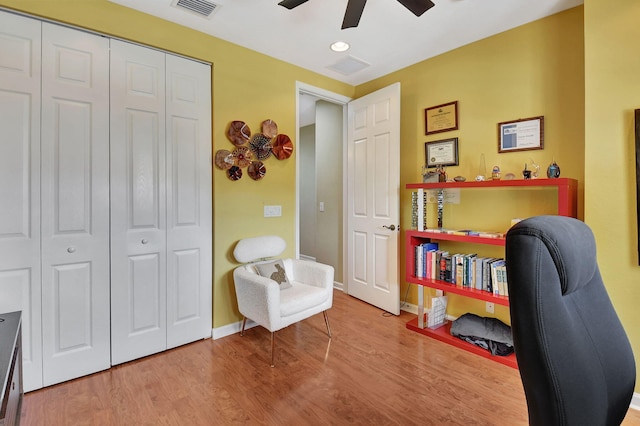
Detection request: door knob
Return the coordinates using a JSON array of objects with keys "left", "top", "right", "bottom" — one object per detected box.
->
[
  {"left": 141, "top": 239, "right": 149, "bottom": 245},
  {"left": 67, "top": 247, "right": 76, "bottom": 253},
  {"left": 382, "top": 224, "right": 396, "bottom": 231}
]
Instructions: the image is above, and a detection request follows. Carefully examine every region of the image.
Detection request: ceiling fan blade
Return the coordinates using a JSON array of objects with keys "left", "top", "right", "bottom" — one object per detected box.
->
[
  {"left": 278, "top": 0, "right": 310, "bottom": 10},
  {"left": 396, "top": 0, "right": 435, "bottom": 17},
  {"left": 341, "top": 0, "right": 367, "bottom": 29}
]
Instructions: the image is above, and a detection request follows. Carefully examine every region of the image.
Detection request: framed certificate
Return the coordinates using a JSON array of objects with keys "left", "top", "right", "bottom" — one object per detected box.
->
[
  {"left": 425, "top": 138, "right": 459, "bottom": 168},
  {"left": 425, "top": 101, "right": 458, "bottom": 135},
  {"left": 498, "top": 116, "right": 544, "bottom": 153}
]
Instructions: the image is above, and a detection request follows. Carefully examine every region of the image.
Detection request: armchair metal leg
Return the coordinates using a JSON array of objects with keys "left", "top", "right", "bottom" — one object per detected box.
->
[
  {"left": 270, "top": 332, "right": 275, "bottom": 368},
  {"left": 323, "top": 310, "right": 332, "bottom": 338},
  {"left": 240, "top": 317, "right": 247, "bottom": 336}
]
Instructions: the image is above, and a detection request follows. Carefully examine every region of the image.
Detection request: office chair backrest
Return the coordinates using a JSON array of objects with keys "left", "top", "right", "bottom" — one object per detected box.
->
[{"left": 506, "top": 215, "right": 635, "bottom": 426}]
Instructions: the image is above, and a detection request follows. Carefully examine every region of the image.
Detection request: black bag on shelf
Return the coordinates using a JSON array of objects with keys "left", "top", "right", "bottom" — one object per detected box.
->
[{"left": 450, "top": 313, "right": 514, "bottom": 356}]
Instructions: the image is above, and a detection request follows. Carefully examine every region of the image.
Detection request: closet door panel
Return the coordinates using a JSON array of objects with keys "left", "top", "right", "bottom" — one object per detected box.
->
[
  {"left": 40, "top": 23, "right": 111, "bottom": 387},
  {"left": 166, "top": 55, "right": 212, "bottom": 347},
  {"left": 110, "top": 39, "right": 167, "bottom": 365},
  {"left": 0, "top": 11, "right": 43, "bottom": 392}
]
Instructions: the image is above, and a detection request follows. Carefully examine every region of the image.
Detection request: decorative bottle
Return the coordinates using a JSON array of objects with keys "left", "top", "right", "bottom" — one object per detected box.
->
[{"left": 547, "top": 160, "right": 560, "bottom": 178}]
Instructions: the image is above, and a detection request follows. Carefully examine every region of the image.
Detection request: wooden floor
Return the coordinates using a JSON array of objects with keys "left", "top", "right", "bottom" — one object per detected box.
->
[{"left": 20, "top": 290, "right": 640, "bottom": 425}]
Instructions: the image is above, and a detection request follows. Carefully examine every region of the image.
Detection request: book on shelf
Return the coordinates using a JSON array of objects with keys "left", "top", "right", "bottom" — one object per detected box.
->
[
  {"left": 474, "top": 257, "right": 485, "bottom": 290},
  {"left": 450, "top": 230, "right": 472, "bottom": 236},
  {"left": 465, "top": 254, "right": 477, "bottom": 287},
  {"left": 469, "top": 255, "right": 477, "bottom": 289},
  {"left": 415, "top": 245, "right": 424, "bottom": 278},
  {"left": 454, "top": 255, "right": 464, "bottom": 287},
  {"left": 477, "top": 231, "right": 505, "bottom": 239},
  {"left": 442, "top": 254, "right": 452, "bottom": 282},
  {"left": 489, "top": 259, "right": 506, "bottom": 296},
  {"left": 497, "top": 263, "right": 508, "bottom": 297}
]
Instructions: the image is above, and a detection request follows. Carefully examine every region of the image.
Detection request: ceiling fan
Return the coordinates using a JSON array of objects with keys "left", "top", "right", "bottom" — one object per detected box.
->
[{"left": 278, "top": 0, "right": 435, "bottom": 30}]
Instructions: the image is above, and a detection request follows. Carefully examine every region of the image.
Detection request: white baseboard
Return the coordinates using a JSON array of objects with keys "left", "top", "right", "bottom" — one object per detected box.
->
[
  {"left": 212, "top": 283, "right": 343, "bottom": 340},
  {"left": 400, "top": 301, "right": 419, "bottom": 315},
  {"left": 299, "top": 254, "right": 316, "bottom": 262},
  {"left": 631, "top": 393, "right": 640, "bottom": 411},
  {"left": 211, "top": 318, "right": 257, "bottom": 340}
]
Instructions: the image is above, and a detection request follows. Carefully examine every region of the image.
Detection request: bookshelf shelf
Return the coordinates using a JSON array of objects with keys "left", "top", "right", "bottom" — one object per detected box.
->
[
  {"left": 406, "top": 317, "right": 518, "bottom": 369},
  {"left": 407, "top": 274, "right": 510, "bottom": 306},
  {"left": 407, "top": 177, "right": 578, "bottom": 217},
  {"left": 405, "top": 177, "right": 578, "bottom": 369},
  {"left": 407, "top": 229, "right": 506, "bottom": 246}
]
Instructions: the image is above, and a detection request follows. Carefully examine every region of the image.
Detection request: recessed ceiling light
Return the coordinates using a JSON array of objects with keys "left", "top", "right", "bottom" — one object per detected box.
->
[{"left": 330, "top": 41, "right": 350, "bottom": 52}]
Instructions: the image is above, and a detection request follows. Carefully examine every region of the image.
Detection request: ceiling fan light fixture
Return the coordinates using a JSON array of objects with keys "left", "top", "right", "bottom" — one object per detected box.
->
[{"left": 330, "top": 41, "right": 350, "bottom": 52}]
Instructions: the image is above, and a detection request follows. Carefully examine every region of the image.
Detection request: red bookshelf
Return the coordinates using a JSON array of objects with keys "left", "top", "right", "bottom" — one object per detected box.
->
[{"left": 405, "top": 178, "right": 578, "bottom": 369}]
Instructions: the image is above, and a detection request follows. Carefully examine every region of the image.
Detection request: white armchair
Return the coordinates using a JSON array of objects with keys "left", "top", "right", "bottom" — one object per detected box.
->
[{"left": 232, "top": 235, "right": 334, "bottom": 367}]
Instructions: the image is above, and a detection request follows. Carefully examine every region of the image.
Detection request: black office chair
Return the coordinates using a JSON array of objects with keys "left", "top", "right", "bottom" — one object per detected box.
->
[{"left": 505, "top": 215, "right": 635, "bottom": 426}]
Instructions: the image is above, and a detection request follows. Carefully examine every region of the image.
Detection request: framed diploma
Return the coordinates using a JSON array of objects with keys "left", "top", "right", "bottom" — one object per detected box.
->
[
  {"left": 498, "top": 116, "right": 544, "bottom": 153},
  {"left": 425, "top": 101, "right": 459, "bottom": 135},
  {"left": 425, "top": 138, "right": 459, "bottom": 168}
]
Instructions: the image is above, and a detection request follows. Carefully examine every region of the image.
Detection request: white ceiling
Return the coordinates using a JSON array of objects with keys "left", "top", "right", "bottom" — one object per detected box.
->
[{"left": 108, "top": 0, "right": 583, "bottom": 86}]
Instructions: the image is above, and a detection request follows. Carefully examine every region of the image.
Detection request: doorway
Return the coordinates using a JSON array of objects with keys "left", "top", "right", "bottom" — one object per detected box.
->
[{"left": 295, "top": 83, "right": 350, "bottom": 290}]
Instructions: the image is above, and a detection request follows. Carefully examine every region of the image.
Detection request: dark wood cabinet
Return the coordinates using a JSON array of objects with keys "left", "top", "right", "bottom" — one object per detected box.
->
[{"left": 0, "top": 312, "right": 22, "bottom": 426}]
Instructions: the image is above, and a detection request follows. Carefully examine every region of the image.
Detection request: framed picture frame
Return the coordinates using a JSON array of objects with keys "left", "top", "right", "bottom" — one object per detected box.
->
[
  {"left": 425, "top": 138, "right": 459, "bottom": 168},
  {"left": 425, "top": 101, "right": 458, "bottom": 135},
  {"left": 498, "top": 116, "right": 544, "bottom": 153}
]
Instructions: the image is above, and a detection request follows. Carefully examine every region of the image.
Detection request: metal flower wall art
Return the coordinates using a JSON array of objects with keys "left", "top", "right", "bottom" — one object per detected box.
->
[{"left": 215, "top": 119, "right": 293, "bottom": 181}]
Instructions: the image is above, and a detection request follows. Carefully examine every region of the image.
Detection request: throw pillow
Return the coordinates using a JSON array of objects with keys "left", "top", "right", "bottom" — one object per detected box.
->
[{"left": 255, "top": 260, "right": 292, "bottom": 290}]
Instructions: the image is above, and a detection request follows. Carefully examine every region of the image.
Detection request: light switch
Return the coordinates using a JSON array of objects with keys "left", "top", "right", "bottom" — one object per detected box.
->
[
  {"left": 264, "top": 205, "right": 282, "bottom": 217},
  {"left": 319, "top": 202, "right": 325, "bottom": 212}
]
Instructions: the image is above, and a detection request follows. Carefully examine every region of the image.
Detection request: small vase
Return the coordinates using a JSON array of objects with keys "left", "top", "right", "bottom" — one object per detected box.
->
[
  {"left": 476, "top": 153, "right": 487, "bottom": 181},
  {"left": 547, "top": 161, "right": 560, "bottom": 178}
]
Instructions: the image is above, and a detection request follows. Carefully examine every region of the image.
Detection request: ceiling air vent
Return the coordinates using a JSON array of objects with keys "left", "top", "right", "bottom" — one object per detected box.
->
[
  {"left": 327, "top": 55, "right": 370, "bottom": 76},
  {"left": 171, "top": 0, "right": 220, "bottom": 18}
]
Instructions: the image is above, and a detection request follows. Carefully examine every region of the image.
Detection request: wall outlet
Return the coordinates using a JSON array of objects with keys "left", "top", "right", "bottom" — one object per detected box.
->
[{"left": 485, "top": 302, "right": 495, "bottom": 314}]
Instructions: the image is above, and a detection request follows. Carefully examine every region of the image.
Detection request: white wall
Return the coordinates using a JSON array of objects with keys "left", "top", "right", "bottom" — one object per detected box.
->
[{"left": 315, "top": 100, "right": 343, "bottom": 279}]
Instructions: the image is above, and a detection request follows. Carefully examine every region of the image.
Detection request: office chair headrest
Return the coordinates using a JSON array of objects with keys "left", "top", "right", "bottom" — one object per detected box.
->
[{"left": 507, "top": 215, "right": 597, "bottom": 295}]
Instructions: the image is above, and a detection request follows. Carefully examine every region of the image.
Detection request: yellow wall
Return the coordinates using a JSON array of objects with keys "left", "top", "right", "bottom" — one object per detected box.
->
[
  {"left": 0, "top": 0, "right": 354, "bottom": 328},
  {"left": 357, "top": 7, "right": 585, "bottom": 323},
  {"left": 584, "top": 0, "right": 640, "bottom": 392}
]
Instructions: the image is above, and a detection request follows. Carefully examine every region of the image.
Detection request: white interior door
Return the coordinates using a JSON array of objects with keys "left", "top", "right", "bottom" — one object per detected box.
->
[
  {"left": 40, "top": 23, "right": 111, "bottom": 386},
  {"left": 165, "top": 55, "right": 212, "bottom": 347},
  {"left": 110, "top": 39, "right": 168, "bottom": 365},
  {"left": 347, "top": 83, "right": 401, "bottom": 315},
  {"left": 0, "top": 12, "right": 44, "bottom": 392}
]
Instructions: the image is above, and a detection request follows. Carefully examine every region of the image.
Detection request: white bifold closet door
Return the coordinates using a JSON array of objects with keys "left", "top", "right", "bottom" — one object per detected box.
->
[
  {"left": 0, "top": 11, "right": 211, "bottom": 389},
  {"left": 109, "top": 40, "right": 212, "bottom": 365},
  {"left": 39, "top": 23, "right": 112, "bottom": 386},
  {"left": 0, "top": 16, "right": 111, "bottom": 390},
  {"left": 0, "top": 12, "right": 44, "bottom": 392}
]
